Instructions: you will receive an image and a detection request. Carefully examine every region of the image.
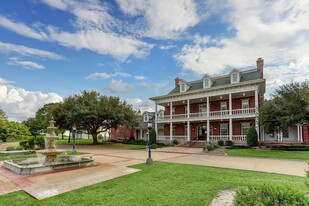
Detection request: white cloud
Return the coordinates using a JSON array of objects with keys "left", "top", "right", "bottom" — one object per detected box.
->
[
  {"left": 159, "top": 44, "right": 176, "bottom": 50},
  {"left": 140, "top": 82, "right": 150, "bottom": 89},
  {"left": 0, "top": 41, "right": 63, "bottom": 60},
  {"left": 264, "top": 56, "right": 309, "bottom": 97},
  {"left": 116, "top": 0, "right": 200, "bottom": 39},
  {"left": 126, "top": 98, "right": 154, "bottom": 112},
  {"left": 107, "top": 79, "right": 134, "bottom": 93},
  {"left": 134, "top": 75, "right": 145, "bottom": 80},
  {"left": 175, "top": 0, "right": 309, "bottom": 75},
  {"left": 86, "top": 72, "right": 111, "bottom": 80},
  {"left": 7, "top": 57, "right": 45, "bottom": 70},
  {"left": 86, "top": 72, "right": 132, "bottom": 80},
  {"left": 0, "top": 16, "right": 48, "bottom": 40},
  {"left": 0, "top": 78, "right": 63, "bottom": 121}
]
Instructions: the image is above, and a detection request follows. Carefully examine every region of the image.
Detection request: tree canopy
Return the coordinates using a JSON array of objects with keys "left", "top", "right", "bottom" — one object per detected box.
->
[
  {"left": 259, "top": 81, "right": 309, "bottom": 134},
  {"left": 59, "top": 90, "right": 138, "bottom": 144}
]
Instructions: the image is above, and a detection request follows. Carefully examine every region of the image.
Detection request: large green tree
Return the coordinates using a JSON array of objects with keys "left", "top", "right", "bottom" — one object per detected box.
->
[
  {"left": 62, "top": 90, "right": 138, "bottom": 144},
  {"left": 7, "top": 121, "right": 31, "bottom": 137},
  {"left": 24, "top": 103, "right": 61, "bottom": 136},
  {"left": 259, "top": 81, "right": 309, "bottom": 134}
]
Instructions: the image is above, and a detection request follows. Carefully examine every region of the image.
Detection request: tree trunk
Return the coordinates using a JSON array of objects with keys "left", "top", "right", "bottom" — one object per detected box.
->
[
  {"left": 92, "top": 133, "right": 98, "bottom": 144},
  {"left": 68, "top": 131, "right": 71, "bottom": 143},
  {"left": 62, "top": 132, "right": 64, "bottom": 140}
]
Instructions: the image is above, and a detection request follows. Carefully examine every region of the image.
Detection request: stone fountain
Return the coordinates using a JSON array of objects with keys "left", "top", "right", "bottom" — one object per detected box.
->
[
  {"left": 3, "top": 118, "right": 94, "bottom": 175},
  {"left": 36, "top": 117, "right": 63, "bottom": 164}
]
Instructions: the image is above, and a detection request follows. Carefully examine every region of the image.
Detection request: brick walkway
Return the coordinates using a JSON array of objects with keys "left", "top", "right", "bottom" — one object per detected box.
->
[{"left": 0, "top": 145, "right": 307, "bottom": 200}]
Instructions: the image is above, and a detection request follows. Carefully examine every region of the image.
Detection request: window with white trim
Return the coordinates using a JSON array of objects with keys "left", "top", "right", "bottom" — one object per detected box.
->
[
  {"left": 143, "top": 113, "right": 149, "bottom": 122},
  {"left": 241, "top": 123, "right": 250, "bottom": 135},
  {"left": 241, "top": 99, "right": 249, "bottom": 109},
  {"left": 220, "top": 102, "right": 228, "bottom": 115},
  {"left": 220, "top": 124, "right": 228, "bottom": 135},
  {"left": 199, "top": 104, "right": 207, "bottom": 116},
  {"left": 203, "top": 78, "right": 210, "bottom": 88},
  {"left": 180, "top": 83, "right": 186, "bottom": 92}
]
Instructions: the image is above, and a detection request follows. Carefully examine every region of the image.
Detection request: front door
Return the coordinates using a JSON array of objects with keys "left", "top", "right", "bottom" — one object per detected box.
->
[{"left": 198, "top": 125, "right": 207, "bottom": 140}]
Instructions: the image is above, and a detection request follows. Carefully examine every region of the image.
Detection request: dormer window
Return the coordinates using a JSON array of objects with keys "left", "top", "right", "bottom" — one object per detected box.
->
[
  {"left": 201, "top": 74, "right": 213, "bottom": 89},
  {"left": 180, "top": 83, "right": 186, "bottom": 92},
  {"left": 143, "top": 113, "right": 149, "bottom": 122},
  {"left": 230, "top": 70, "right": 240, "bottom": 84},
  {"left": 203, "top": 78, "right": 210, "bottom": 88}
]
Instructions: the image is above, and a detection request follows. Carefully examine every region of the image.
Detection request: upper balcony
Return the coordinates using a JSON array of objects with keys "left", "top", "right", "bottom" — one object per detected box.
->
[{"left": 157, "top": 108, "right": 256, "bottom": 122}]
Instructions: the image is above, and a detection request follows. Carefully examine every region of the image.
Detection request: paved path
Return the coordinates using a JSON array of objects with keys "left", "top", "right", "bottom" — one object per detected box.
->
[
  {"left": 0, "top": 142, "right": 19, "bottom": 151},
  {"left": 0, "top": 145, "right": 307, "bottom": 200}
]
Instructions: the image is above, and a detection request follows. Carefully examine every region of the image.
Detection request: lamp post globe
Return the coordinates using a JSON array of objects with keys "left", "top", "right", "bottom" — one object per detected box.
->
[{"left": 146, "top": 121, "right": 153, "bottom": 165}]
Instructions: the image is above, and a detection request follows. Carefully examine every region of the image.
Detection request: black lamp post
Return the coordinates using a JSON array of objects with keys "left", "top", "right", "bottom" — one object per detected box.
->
[
  {"left": 146, "top": 121, "right": 153, "bottom": 165},
  {"left": 72, "top": 124, "right": 76, "bottom": 155}
]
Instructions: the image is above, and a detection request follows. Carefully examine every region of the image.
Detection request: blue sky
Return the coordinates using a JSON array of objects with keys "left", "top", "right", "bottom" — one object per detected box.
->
[{"left": 0, "top": 0, "right": 308, "bottom": 121}]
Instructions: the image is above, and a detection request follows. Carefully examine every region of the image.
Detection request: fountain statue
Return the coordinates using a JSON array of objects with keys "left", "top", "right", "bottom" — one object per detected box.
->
[
  {"left": 3, "top": 118, "right": 94, "bottom": 175},
  {"left": 36, "top": 117, "right": 63, "bottom": 164}
]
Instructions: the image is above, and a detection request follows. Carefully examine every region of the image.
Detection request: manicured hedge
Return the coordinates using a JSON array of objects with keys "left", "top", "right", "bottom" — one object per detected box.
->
[
  {"left": 270, "top": 145, "right": 309, "bottom": 151},
  {"left": 226, "top": 145, "right": 251, "bottom": 149}
]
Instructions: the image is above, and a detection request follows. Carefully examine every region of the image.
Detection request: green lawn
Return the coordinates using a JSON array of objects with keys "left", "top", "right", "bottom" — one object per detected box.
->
[
  {"left": 225, "top": 149, "right": 309, "bottom": 160},
  {"left": 56, "top": 140, "right": 146, "bottom": 150},
  {"left": 0, "top": 162, "right": 307, "bottom": 206}
]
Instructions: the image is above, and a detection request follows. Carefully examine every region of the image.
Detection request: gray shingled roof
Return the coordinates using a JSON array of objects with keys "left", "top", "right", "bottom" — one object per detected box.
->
[
  {"left": 168, "top": 70, "right": 261, "bottom": 94},
  {"left": 135, "top": 113, "right": 164, "bottom": 129}
]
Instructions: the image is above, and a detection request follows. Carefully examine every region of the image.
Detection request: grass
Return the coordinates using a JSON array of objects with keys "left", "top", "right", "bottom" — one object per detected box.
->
[
  {"left": 225, "top": 149, "right": 309, "bottom": 160},
  {"left": 0, "top": 150, "right": 88, "bottom": 161},
  {"left": 56, "top": 140, "right": 147, "bottom": 150},
  {"left": 0, "top": 162, "right": 307, "bottom": 206}
]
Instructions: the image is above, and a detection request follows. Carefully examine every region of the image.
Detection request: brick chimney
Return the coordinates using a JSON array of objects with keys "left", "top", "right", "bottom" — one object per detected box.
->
[
  {"left": 256, "top": 57, "right": 264, "bottom": 78},
  {"left": 175, "top": 77, "right": 180, "bottom": 87}
]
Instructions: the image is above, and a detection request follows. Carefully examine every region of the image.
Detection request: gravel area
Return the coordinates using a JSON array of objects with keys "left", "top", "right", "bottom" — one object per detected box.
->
[{"left": 209, "top": 188, "right": 236, "bottom": 206}]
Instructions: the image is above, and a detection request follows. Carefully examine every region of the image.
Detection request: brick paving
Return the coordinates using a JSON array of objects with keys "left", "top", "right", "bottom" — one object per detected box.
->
[{"left": 0, "top": 145, "right": 307, "bottom": 200}]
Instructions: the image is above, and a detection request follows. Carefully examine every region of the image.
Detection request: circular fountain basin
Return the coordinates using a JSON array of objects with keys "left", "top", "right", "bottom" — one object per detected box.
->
[{"left": 36, "top": 149, "right": 64, "bottom": 165}]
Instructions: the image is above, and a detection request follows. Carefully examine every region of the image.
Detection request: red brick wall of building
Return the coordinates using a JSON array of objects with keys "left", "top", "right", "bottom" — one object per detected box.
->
[{"left": 110, "top": 125, "right": 135, "bottom": 139}]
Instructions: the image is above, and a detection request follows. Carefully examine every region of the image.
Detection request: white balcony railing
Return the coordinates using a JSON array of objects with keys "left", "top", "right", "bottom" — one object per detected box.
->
[
  {"left": 157, "top": 136, "right": 187, "bottom": 140},
  {"left": 232, "top": 135, "right": 247, "bottom": 141},
  {"left": 210, "top": 135, "right": 229, "bottom": 141},
  {"left": 157, "top": 108, "right": 256, "bottom": 120}
]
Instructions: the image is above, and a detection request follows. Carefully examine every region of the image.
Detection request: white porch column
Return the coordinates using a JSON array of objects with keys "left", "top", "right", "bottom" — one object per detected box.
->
[
  {"left": 207, "top": 119, "right": 210, "bottom": 142},
  {"left": 255, "top": 89, "right": 260, "bottom": 141},
  {"left": 170, "top": 123, "right": 173, "bottom": 140},
  {"left": 300, "top": 124, "right": 303, "bottom": 142},
  {"left": 187, "top": 121, "right": 190, "bottom": 141},
  {"left": 206, "top": 96, "right": 210, "bottom": 117},
  {"left": 297, "top": 124, "right": 300, "bottom": 142},
  {"left": 229, "top": 93, "right": 232, "bottom": 115},
  {"left": 187, "top": 99, "right": 190, "bottom": 118},
  {"left": 155, "top": 104, "right": 158, "bottom": 137},
  {"left": 170, "top": 101, "right": 173, "bottom": 120},
  {"left": 229, "top": 118, "right": 232, "bottom": 140}
]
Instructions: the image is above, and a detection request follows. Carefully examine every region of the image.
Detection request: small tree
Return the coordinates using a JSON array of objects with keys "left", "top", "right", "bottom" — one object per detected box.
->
[{"left": 247, "top": 127, "right": 258, "bottom": 147}]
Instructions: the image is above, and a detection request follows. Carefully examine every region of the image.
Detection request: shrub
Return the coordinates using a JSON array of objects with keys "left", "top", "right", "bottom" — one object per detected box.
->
[
  {"left": 204, "top": 145, "right": 214, "bottom": 152},
  {"left": 225, "top": 140, "right": 233, "bottom": 146},
  {"left": 28, "top": 137, "right": 36, "bottom": 149},
  {"left": 226, "top": 145, "right": 251, "bottom": 149},
  {"left": 306, "top": 161, "right": 309, "bottom": 177},
  {"left": 6, "top": 146, "right": 16, "bottom": 151},
  {"left": 246, "top": 127, "right": 258, "bottom": 147},
  {"left": 129, "top": 136, "right": 135, "bottom": 141},
  {"left": 15, "top": 146, "right": 24, "bottom": 150},
  {"left": 234, "top": 184, "right": 309, "bottom": 206},
  {"left": 270, "top": 145, "right": 309, "bottom": 151},
  {"left": 150, "top": 144, "right": 158, "bottom": 149},
  {"left": 173, "top": 139, "right": 179, "bottom": 145},
  {"left": 110, "top": 139, "right": 118, "bottom": 143},
  {"left": 34, "top": 136, "right": 45, "bottom": 149},
  {"left": 19, "top": 140, "right": 30, "bottom": 149},
  {"left": 218, "top": 140, "right": 224, "bottom": 146}
]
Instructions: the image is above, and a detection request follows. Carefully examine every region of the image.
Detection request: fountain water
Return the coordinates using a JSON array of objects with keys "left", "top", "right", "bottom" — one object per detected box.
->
[{"left": 3, "top": 118, "right": 94, "bottom": 175}]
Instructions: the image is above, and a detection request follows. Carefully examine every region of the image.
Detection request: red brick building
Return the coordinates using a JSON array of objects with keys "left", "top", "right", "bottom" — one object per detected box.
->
[{"left": 150, "top": 58, "right": 309, "bottom": 144}]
